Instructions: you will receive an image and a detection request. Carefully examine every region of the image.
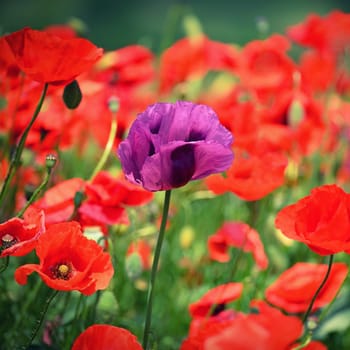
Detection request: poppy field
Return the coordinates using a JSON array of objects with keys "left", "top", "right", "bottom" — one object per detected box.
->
[{"left": 2, "top": 8, "right": 350, "bottom": 350}]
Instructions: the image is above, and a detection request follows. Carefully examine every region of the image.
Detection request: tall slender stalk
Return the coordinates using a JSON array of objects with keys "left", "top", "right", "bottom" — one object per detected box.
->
[
  {"left": 21, "top": 289, "right": 58, "bottom": 350},
  {"left": 302, "top": 254, "right": 334, "bottom": 324},
  {"left": 142, "top": 190, "right": 172, "bottom": 350},
  {"left": 0, "top": 83, "right": 49, "bottom": 206},
  {"left": 89, "top": 99, "right": 118, "bottom": 181},
  {"left": 294, "top": 254, "right": 334, "bottom": 350},
  {"left": 16, "top": 155, "right": 56, "bottom": 218}
]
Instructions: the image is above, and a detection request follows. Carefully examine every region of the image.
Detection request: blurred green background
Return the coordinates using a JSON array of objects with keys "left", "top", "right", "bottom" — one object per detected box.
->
[{"left": 1, "top": 0, "right": 350, "bottom": 51}]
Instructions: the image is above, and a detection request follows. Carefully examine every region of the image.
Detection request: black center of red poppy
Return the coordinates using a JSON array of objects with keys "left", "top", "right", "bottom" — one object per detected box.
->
[
  {"left": 1, "top": 234, "right": 18, "bottom": 250},
  {"left": 51, "top": 262, "right": 73, "bottom": 280}
]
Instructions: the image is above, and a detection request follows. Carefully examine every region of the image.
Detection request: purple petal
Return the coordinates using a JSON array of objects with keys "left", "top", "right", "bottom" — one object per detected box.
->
[{"left": 192, "top": 142, "right": 234, "bottom": 180}]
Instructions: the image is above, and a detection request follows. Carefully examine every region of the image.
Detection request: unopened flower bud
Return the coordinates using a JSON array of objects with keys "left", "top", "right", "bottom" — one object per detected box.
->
[
  {"left": 288, "top": 99, "right": 304, "bottom": 128},
  {"left": 74, "top": 190, "right": 85, "bottom": 208},
  {"left": 108, "top": 96, "right": 119, "bottom": 113},
  {"left": 125, "top": 252, "right": 143, "bottom": 280},
  {"left": 63, "top": 79, "right": 82, "bottom": 109},
  {"left": 46, "top": 154, "right": 57, "bottom": 170}
]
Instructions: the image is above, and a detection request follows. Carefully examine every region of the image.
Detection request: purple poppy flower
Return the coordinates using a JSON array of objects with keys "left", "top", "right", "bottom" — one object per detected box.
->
[{"left": 117, "top": 101, "right": 233, "bottom": 191}]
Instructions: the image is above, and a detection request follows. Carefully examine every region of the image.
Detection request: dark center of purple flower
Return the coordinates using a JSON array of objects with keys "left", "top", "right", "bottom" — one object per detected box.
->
[
  {"left": 51, "top": 262, "right": 73, "bottom": 280},
  {"left": 187, "top": 129, "right": 206, "bottom": 142},
  {"left": 148, "top": 141, "right": 155, "bottom": 156},
  {"left": 1, "top": 234, "right": 18, "bottom": 250},
  {"left": 170, "top": 144, "right": 196, "bottom": 188}
]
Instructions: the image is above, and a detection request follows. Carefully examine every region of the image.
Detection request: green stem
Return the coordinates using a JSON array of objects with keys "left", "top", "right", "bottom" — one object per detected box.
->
[
  {"left": 302, "top": 254, "right": 334, "bottom": 324},
  {"left": 0, "top": 256, "right": 9, "bottom": 274},
  {"left": 205, "top": 235, "right": 246, "bottom": 319},
  {"left": 292, "top": 331, "right": 312, "bottom": 350},
  {"left": 16, "top": 165, "right": 54, "bottom": 218},
  {"left": 0, "top": 83, "right": 49, "bottom": 206},
  {"left": 142, "top": 190, "right": 172, "bottom": 350},
  {"left": 21, "top": 289, "right": 58, "bottom": 350},
  {"left": 89, "top": 108, "right": 118, "bottom": 181},
  {"left": 14, "top": 279, "right": 42, "bottom": 330}
]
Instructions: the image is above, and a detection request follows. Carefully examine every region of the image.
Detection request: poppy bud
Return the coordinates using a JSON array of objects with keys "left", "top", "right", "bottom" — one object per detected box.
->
[
  {"left": 108, "top": 96, "right": 119, "bottom": 113},
  {"left": 73, "top": 190, "right": 85, "bottom": 208},
  {"left": 63, "top": 79, "right": 82, "bottom": 109},
  {"left": 288, "top": 99, "right": 304, "bottom": 128},
  {"left": 45, "top": 154, "right": 57, "bottom": 170},
  {"left": 125, "top": 252, "right": 143, "bottom": 280}
]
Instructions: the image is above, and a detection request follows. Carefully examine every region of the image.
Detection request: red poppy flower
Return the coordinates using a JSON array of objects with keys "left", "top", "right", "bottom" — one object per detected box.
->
[
  {"left": 15, "top": 221, "right": 114, "bottom": 295},
  {"left": 4, "top": 27, "right": 103, "bottom": 85},
  {"left": 71, "top": 324, "right": 143, "bottom": 350},
  {"left": 298, "top": 50, "right": 336, "bottom": 92},
  {"left": 237, "top": 34, "right": 296, "bottom": 93},
  {"left": 159, "top": 35, "right": 239, "bottom": 94},
  {"left": 78, "top": 171, "right": 153, "bottom": 226},
  {"left": 0, "top": 36, "right": 20, "bottom": 79},
  {"left": 206, "top": 144, "right": 287, "bottom": 201},
  {"left": 32, "top": 178, "right": 85, "bottom": 225},
  {"left": 93, "top": 45, "right": 155, "bottom": 89},
  {"left": 181, "top": 301, "right": 304, "bottom": 350},
  {"left": 265, "top": 262, "right": 348, "bottom": 313},
  {"left": 275, "top": 184, "right": 350, "bottom": 254},
  {"left": 0, "top": 207, "right": 45, "bottom": 257},
  {"left": 287, "top": 11, "right": 350, "bottom": 56},
  {"left": 189, "top": 282, "right": 243, "bottom": 318},
  {"left": 208, "top": 221, "right": 268, "bottom": 270}
]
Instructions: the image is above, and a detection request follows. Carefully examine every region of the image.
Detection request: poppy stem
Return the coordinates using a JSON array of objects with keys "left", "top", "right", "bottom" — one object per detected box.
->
[
  {"left": 89, "top": 98, "right": 119, "bottom": 181},
  {"left": 0, "top": 83, "right": 49, "bottom": 207},
  {"left": 142, "top": 189, "right": 172, "bottom": 350},
  {"left": 16, "top": 155, "right": 56, "bottom": 218},
  {"left": 21, "top": 288, "right": 58, "bottom": 350},
  {"left": 0, "top": 256, "right": 10, "bottom": 274},
  {"left": 302, "top": 254, "right": 334, "bottom": 325}
]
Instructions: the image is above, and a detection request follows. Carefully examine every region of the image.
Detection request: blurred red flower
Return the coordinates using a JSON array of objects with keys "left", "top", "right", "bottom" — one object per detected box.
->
[
  {"left": 208, "top": 221, "right": 268, "bottom": 270},
  {"left": 238, "top": 34, "right": 296, "bottom": 94},
  {"left": 159, "top": 35, "right": 239, "bottom": 95},
  {"left": 0, "top": 207, "right": 45, "bottom": 257},
  {"left": 4, "top": 27, "right": 102, "bottom": 85},
  {"left": 287, "top": 11, "right": 350, "bottom": 95},
  {"left": 275, "top": 184, "right": 350, "bottom": 254},
  {"left": 126, "top": 240, "right": 152, "bottom": 270},
  {"left": 15, "top": 221, "right": 114, "bottom": 295},
  {"left": 78, "top": 171, "right": 153, "bottom": 226},
  {"left": 265, "top": 262, "right": 348, "bottom": 313},
  {"left": 92, "top": 45, "right": 155, "bottom": 89},
  {"left": 287, "top": 11, "right": 350, "bottom": 55},
  {"left": 206, "top": 143, "right": 287, "bottom": 201},
  {"left": 32, "top": 177, "right": 85, "bottom": 225},
  {"left": 71, "top": 324, "right": 143, "bottom": 350},
  {"left": 189, "top": 282, "right": 243, "bottom": 318},
  {"left": 181, "top": 300, "right": 308, "bottom": 350}
]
